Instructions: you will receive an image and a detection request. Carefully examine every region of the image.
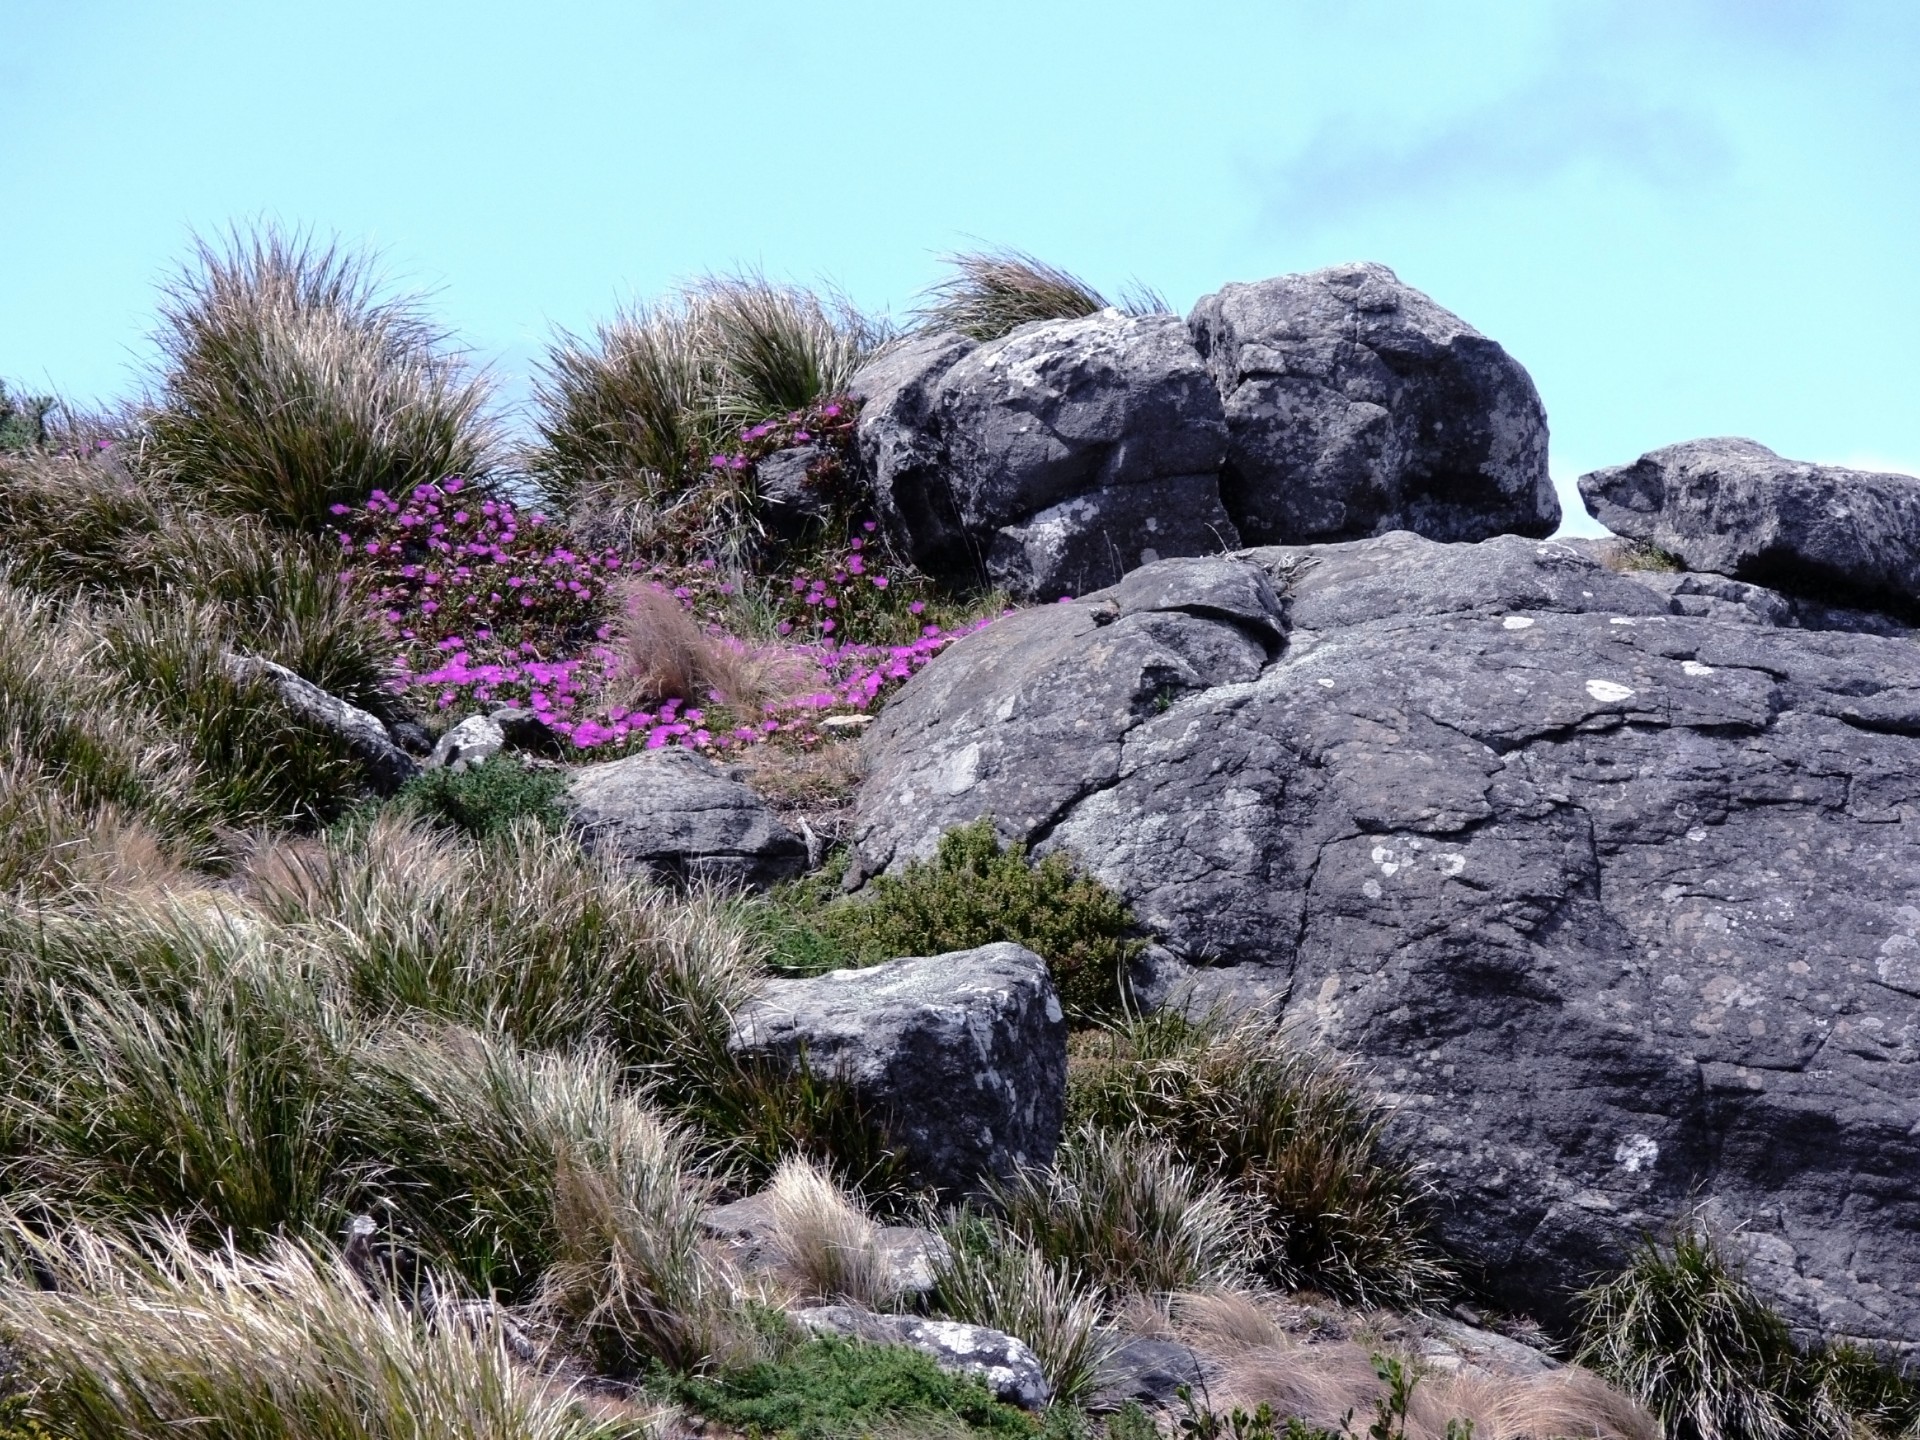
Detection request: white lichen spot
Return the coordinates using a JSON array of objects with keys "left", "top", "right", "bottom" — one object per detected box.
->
[
  {"left": 1609, "top": 617, "right": 1636, "bottom": 626},
  {"left": 1614, "top": 1134, "right": 1660, "bottom": 1173},
  {"left": 938, "top": 743, "right": 982, "bottom": 796},
  {"left": 1438, "top": 853, "right": 1467, "bottom": 877},
  {"left": 1586, "top": 679, "right": 1636, "bottom": 703},
  {"left": 1686, "top": 826, "right": 1708, "bottom": 844},
  {"left": 1502, "top": 615, "right": 1535, "bottom": 630},
  {"left": 1682, "top": 661, "right": 1716, "bottom": 677},
  {"left": 1318, "top": 676, "right": 1336, "bottom": 687},
  {"left": 1362, "top": 879, "right": 1383, "bottom": 900},
  {"left": 1044, "top": 994, "right": 1064, "bottom": 1024}
]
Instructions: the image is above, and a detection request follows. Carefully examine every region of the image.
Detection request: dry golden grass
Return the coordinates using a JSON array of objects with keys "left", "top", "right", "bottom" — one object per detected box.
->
[
  {"left": 610, "top": 581, "right": 802, "bottom": 710},
  {"left": 759, "top": 1155, "right": 891, "bottom": 1307}
]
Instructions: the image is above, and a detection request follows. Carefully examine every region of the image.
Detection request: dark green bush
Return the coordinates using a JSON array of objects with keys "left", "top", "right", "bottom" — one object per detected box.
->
[
  {"left": 391, "top": 756, "right": 567, "bottom": 840},
  {"left": 915, "top": 250, "right": 1167, "bottom": 342},
  {"left": 760, "top": 822, "right": 1141, "bottom": 1020},
  {"left": 0, "top": 382, "right": 53, "bottom": 453},
  {"left": 667, "top": 1334, "right": 1036, "bottom": 1440}
]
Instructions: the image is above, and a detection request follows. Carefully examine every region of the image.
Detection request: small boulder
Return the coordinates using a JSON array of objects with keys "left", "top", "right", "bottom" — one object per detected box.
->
[
  {"left": 854, "top": 311, "right": 1234, "bottom": 600},
  {"left": 1579, "top": 437, "right": 1920, "bottom": 616},
  {"left": 727, "top": 944, "right": 1068, "bottom": 1196},
  {"left": 221, "top": 653, "right": 417, "bottom": 794},
  {"left": 792, "top": 1305, "right": 1051, "bottom": 1409},
  {"left": 1087, "top": 1337, "right": 1210, "bottom": 1412},
  {"left": 427, "top": 714, "right": 505, "bottom": 772},
  {"left": 565, "top": 748, "right": 806, "bottom": 890},
  {"left": 756, "top": 445, "right": 837, "bottom": 541},
  {"left": 1187, "top": 262, "right": 1557, "bottom": 545},
  {"left": 489, "top": 706, "right": 564, "bottom": 757}
]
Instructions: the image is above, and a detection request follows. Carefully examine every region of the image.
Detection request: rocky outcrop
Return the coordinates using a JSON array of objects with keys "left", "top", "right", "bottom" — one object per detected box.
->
[
  {"left": 727, "top": 944, "right": 1068, "bottom": 1197},
  {"left": 1187, "top": 262, "right": 1557, "bottom": 545},
  {"left": 221, "top": 652, "right": 417, "bottom": 794},
  {"left": 852, "top": 266, "right": 1555, "bottom": 602},
  {"left": 1579, "top": 438, "right": 1920, "bottom": 616},
  {"left": 564, "top": 748, "right": 805, "bottom": 889},
  {"left": 854, "top": 541, "right": 1920, "bottom": 1349},
  {"left": 793, "top": 1306, "right": 1052, "bottom": 1408},
  {"left": 426, "top": 713, "right": 504, "bottom": 771},
  {"left": 853, "top": 311, "right": 1234, "bottom": 600}
]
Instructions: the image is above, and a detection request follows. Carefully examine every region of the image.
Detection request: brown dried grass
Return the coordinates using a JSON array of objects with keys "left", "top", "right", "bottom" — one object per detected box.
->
[{"left": 610, "top": 581, "right": 799, "bottom": 710}]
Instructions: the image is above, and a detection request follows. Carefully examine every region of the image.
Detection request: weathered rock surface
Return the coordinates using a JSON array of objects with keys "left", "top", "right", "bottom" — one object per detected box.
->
[
  {"left": 727, "top": 944, "right": 1068, "bottom": 1197},
  {"left": 1087, "top": 1337, "right": 1210, "bottom": 1411},
  {"left": 565, "top": 748, "right": 805, "bottom": 889},
  {"left": 1187, "top": 262, "right": 1557, "bottom": 545},
  {"left": 221, "top": 652, "right": 417, "bottom": 793},
  {"left": 852, "top": 311, "right": 1235, "bottom": 600},
  {"left": 1579, "top": 438, "right": 1920, "bottom": 616},
  {"left": 756, "top": 444, "right": 836, "bottom": 541},
  {"left": 855, "top": 539, "right": 1920, "bottom": 1349},
  {"left": 793, "top": 1306, "right": 1052, "bottom": 1408}
]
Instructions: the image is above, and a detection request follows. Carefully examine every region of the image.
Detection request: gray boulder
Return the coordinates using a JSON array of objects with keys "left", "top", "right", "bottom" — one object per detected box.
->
[
  {"left": 1087, "top": 1337, "right": 1210, "bottom": 1411},
  {"left": 1187, "top": 262, "right": 1557, "bottom": 545},
  {"left": 792, "top": 1306, "right": 1052, "bottom": 1408},
  {"left": 853, "top": 311, "right": 1235, "bottom": 600},
  {"left": 757, "top": 444, "right": 837, "bottom": 542},
  {"left": 855, "top": 536, "right": 1920, "bottom": 1350},
  {"left": 426, "top": 713, "right": 504, "bottom": 771},
  {"left": 727, "top": 944, "right": 1067, "bottom": 1196},
  {"left": 1579, "top": 438, "right": 1920, "bottom": 616},
  {"left": 565, "top": 748, "right": 805, "bottom": 889},
  {"left": 221, "top": 652, "right": 417, "bottom": 794}
]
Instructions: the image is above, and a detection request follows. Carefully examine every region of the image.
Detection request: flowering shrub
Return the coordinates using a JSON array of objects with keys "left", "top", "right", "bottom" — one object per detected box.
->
[{"left": 331, "top": 473, "right": 1000, "bottom": 757}]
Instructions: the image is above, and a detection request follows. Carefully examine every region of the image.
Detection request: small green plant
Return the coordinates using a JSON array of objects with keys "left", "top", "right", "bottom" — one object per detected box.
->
[
  {"left": 0, "top": 381, "right": 54, "bottom": 452},
  {"left": 392, "top": 756, "right": 567, "bottom": 839},
  {"left": 667, "top": 1334, "right": 1035, "bottom": 1440},
  {"left": 790, "top": 821, "right": 1143, "bottom": 1020}
]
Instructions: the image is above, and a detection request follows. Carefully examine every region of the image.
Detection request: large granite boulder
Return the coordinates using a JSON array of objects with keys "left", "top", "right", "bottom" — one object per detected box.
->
[
  {"left": 1187, "top": 263, "right": 1557, "bottom": 545},
  {"left": 852, "top": 311, "right": 1235, "bottom": 600},
  {"left": 565, "top": 748, "right": 805, "bottom": 889},
  {"left": 728, "top": 944, "right": 1068, "bottom": 1197},
  {"left": 854, "top": 540, "right": 1920, "bottom": 1350},
  {"left": 1579, "top": 438, "right": 1920, "bottom": 616}
]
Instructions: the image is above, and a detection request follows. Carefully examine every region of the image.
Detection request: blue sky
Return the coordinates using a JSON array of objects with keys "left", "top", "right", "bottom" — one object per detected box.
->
[{"left": 3, "top": 0, "right": 1916, "bottom": 534}]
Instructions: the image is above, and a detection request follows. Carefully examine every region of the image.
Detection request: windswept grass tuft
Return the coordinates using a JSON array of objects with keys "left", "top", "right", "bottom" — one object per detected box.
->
[
  {"left": 1067, "top": 1010, "right": 1449, "bottom": 1307},
  {"left": 991, "top": 1124, "right": 1259, "bottom": 1299},
  {"left": 147, "top": 226, "right": 497, "bottom": 530},
  {"left": 933, "top": 1220, "right": 1115, "bottom": 1405},
  {"left": 0, "top": 1220, "right": 647, "bottom": 1440},
  {"left": 915, "top": 250, "right": 1168, "bottom": 342}
]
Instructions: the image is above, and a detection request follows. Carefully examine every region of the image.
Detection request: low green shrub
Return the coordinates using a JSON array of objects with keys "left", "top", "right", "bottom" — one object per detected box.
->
[
  {"left": 760, "top": 822, "right": 1141, "bottom": 1021},
  {"left": 392, "top": 757, "right": 568, "bottom": 839},
  {"left": 669, "top": 1334, "right": 1037, "bottom": 1440},
  {"left": 1067, "top": 1010, "right": 1449, "bottom": 1307},
  {"left": 0, "top": 381, "right": 54, "bottom": 453}
]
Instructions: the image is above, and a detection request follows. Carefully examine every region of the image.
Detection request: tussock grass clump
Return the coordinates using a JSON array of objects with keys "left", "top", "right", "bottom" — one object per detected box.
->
[
  {"left": 1067, "top": 1010, "right": 1449, "bottom": 1306},
  {"left": 770, "top": 822, "right": 1141, "bottom": 1020},
  {"left": 533, "top": 275, "right": 879, "bottom": 549},
  {"left": 1575, "top": 1223, "right": 1920, "bottom": 1440},
  {"left": 148, "top": 227, "right": 497, "bottom": 530},
  {"left": 0, "top": 1221, "right": 644, "bottom": 1440},
  {"left": 932, "top": 1221, "right": 1115, "bottom": 1405},
  {"left": 758, "top": 1155, "right": 892, "bottom": 1308},
  {"left": 991, "top": 1124, "right": 1259, "bottom": 1298},
  {"left": 915, "top": 249, "right": 1168, "bottom": 342}
]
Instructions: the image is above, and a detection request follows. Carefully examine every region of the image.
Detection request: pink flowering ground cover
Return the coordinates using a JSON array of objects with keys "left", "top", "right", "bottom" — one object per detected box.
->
[{"left": 331, "top": 455, "right": 1001, "bottom": 755}]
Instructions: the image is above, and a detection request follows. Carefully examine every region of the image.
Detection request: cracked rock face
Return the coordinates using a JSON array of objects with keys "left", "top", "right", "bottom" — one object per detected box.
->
[
  {"left": 1188, "top": 262, "right": 1558, "bottom": 546},
  {"left": 853, "top": 538, "right": 1920, "bottom": 1348},
  {"left": 1579, "top": 437, "right": 1920, "bottom": 617}
]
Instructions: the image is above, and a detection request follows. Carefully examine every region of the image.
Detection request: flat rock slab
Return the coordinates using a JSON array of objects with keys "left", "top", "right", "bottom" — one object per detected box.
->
[
  {"left": 793, "top": 1305, "right": 1052, "bottom": 1409},
  {"left": 854, "top": 534, "right": 1920, "bottom": 1350},
  {"left": 1579, "top": 437, "right": 1920, "bottom": 617},
  {"left": 727, "top": 944, "right": 1067, "bottom": 1197},
  {"left": 564, "top": 748, "right": 805, "bottom": 890}
]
